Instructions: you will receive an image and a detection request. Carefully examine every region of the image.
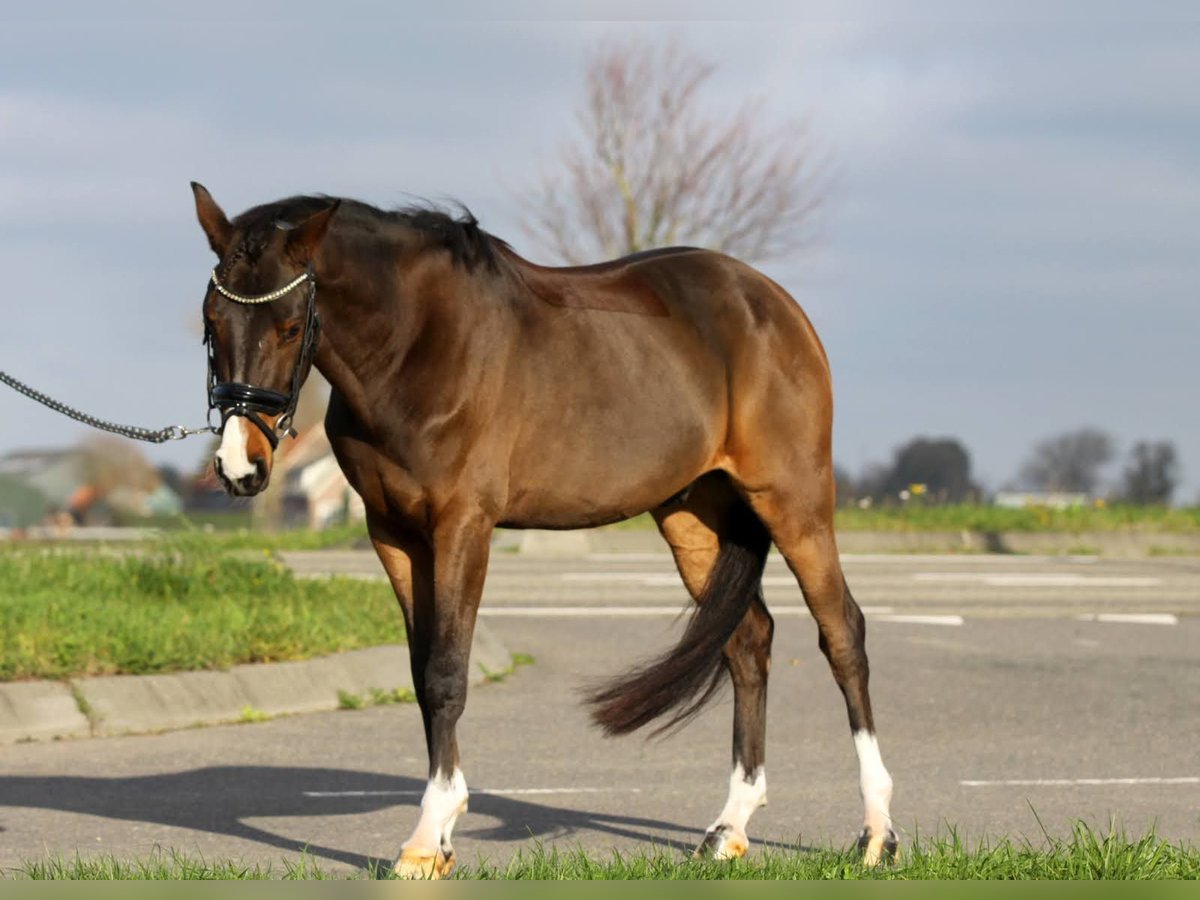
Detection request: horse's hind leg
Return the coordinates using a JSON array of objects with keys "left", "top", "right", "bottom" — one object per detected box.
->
[
  {"left": 652, "top": 473, "right": 774, "bottom": 860},
  {"left": 742, "top": 480, "right": 897, "bottom": 865}
]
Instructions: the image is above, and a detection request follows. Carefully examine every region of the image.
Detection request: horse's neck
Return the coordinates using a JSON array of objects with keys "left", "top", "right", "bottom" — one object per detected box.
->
[{"left": 311, "top": 249, "right": 492, "bottom": 431}]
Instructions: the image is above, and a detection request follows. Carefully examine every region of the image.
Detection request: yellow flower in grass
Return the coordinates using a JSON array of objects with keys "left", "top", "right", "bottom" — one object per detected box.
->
[{"left": 910, "top": 483, "right": 928, "bottom": 496}]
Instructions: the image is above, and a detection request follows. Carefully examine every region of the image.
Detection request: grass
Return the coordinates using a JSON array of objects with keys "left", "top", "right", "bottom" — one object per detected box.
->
[
  {"left": 10, "top": 822, "right": 1198, "bottom": 880},
  {"left": 336, "top": 686, "right": 417, "bottom": 710},
  {"left": 831, "top": 503, "right": 1200, "bottom": 534},
  {"left": 502, "top": 504, "right": 1200, "bottom": 535},
  {"left": 152, "top": 519, "right": 371, "bottom": 552},
  {"left": 0, "top": 536, "right": 403, "bottom": 681}
]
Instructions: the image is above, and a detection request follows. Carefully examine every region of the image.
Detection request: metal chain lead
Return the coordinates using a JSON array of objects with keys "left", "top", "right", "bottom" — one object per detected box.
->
[{"left": 0, "top": 370, "right": 214, "bottom": 444}]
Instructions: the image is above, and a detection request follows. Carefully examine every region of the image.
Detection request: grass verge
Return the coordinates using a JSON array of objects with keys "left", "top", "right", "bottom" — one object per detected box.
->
[
  {"left": 508, "top": 504, "right": 1200, "bottom": 535},
  {"left": 831, "top": 503, "right": 1200, "bottom": 534},
  {"left": 0, "top": 536, "right": 403, "bottom": 681},
  {"left": 10, "top": 823, "right": 1198, "bottom": 880}
]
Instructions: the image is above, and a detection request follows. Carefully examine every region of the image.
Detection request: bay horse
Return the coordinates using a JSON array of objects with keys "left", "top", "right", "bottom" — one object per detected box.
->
[{"left": 192, "top": 183, "right": 896, "bottom": 877}]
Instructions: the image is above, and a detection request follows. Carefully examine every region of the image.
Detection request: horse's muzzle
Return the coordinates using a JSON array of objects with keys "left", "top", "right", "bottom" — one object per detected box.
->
[{"left": 215, "top": 454, "right": 271, "bottom": 497}]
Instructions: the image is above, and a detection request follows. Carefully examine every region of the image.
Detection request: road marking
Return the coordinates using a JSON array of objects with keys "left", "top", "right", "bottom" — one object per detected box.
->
[
  {"left": 588, "top": 553, "right": 1103, "bottom": 564},
  {"left": 561, "top": 572, "right": 681, "bottom": 584},
  {"left": 479, "top": 606, "right": 896, "bottom": 618},
  {"left": 1075, "top": 613, "right": 1179, "bottom": 626},
  {"left": 588, "top": 553, "right": 671, "bottom": 562},
  {"left": 961, "top": 777, "right": 1199, "bottom": 787},
  {"left": 303, "top": 787, "right": 642, "bottom": 798},
  {"left": 561, "top": 572, "right": 799, "bottom": 587},
  {"left": 839, "top": 554, "right": 1099, "bottom": 564},
  {"left": 913, "top": 573, "right": 1161, "bottom": 587},
  {"left": 873, "top": 614, "right": 964, "bottom": 627}
]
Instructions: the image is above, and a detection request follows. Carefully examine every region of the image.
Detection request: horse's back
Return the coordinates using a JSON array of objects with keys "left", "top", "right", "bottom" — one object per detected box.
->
[
  {"left": 492, "top": 247, "right": 832, "bottom": 526},
  {"left": 510, "top": 246, "right": 823, "bottom": 361}
]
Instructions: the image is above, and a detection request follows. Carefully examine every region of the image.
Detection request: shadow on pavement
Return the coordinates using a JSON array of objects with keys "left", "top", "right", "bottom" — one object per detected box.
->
[{"left": 0, "top": 765, "right": 745, "bottom": 872}]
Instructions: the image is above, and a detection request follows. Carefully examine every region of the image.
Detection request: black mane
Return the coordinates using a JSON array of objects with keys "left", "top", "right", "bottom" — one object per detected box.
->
[{"left": 231, "top": 195, "right": 504, "bottom": 272}]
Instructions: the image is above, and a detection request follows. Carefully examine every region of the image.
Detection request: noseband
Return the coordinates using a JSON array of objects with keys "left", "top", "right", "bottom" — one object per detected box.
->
[{"left": 204, "top": 263, "right": 320, "bottom": 450}]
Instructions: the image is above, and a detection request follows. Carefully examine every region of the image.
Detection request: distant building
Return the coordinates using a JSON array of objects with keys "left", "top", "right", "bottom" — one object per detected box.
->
[
  {"left": 0, "top": 447, "right": 181, "bottom": 527},
  {"left": 0, "top": 449, "right": 88, "bottom": 509},
  {"left": 0, "top": 474, "right": 49, "bottom": 528},
  {"left": 281, "top": 422, "right": 365, "bottom": 530},
  {"left": 993, "top": 491, "right": 1088, "bottom": 510}
]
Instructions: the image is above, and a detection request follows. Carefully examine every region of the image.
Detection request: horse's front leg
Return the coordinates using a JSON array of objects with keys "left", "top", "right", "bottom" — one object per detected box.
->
[{"left": 384, "top": 509, "right": 491, "bottom": 880}]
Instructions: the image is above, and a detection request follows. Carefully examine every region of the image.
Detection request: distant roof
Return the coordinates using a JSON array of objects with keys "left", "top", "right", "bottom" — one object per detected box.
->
[{"left": 0, "top": 448, "right": 82, "bottom": 475}]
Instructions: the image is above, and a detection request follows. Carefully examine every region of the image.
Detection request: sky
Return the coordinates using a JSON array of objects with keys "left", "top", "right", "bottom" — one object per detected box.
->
[{"left": 1, "top": 4, "right": 1197, "bottom": 501}]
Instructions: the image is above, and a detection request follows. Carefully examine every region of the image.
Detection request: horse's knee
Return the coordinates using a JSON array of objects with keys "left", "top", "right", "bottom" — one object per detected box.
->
[{"left": 423, "top": 655, "right": 468, "bottom": 720}]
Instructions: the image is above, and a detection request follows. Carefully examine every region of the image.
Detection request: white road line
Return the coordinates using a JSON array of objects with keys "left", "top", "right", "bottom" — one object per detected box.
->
[
  {"left": 303, "top": 787, "right": 642, "bottom": 798},
  {"left": 1076, "top": 613, "right": 1179, "bottom": 626},
  {"left": 839, "top": 554, "right": 1099, "bottom": 564},
  {"left": 872, "top": 614, "right": 964, "bottom": 627},
  {"left": 560, "top": 572, "right": 799, "bottom": 587},
  {"left": 961, "top": 777, "right": 1199, "bottom": 787},
  {"left": 587, "top": 553, "right": 672, "bottom": 562},
  {"left": 561, "top": 572, "right": 682, "bottom": 585},
  {"left": 479, "top": 606, "right": 897, "bottom": 618},
  {"left": 912, "top": 573, "right": 1161, "bottom": 587}
]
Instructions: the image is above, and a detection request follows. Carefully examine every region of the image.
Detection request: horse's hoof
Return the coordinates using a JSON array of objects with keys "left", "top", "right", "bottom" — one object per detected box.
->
[
  {"left": 693, "top": 824, "right": 749, "bottom": 860},
  {"left": 393, "top": 848, "right": 454, "bottom": 880},
  {"left": 856, "top": 826, "right": 899, "bottom": 866}
]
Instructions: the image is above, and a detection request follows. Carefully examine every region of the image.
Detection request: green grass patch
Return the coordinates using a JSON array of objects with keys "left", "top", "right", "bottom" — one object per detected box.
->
[
  {"left": 557, "top": 504, "right": 1200, "bottom": 535},
  {"left": 0, "top": 537, "right": 403, "bottom": 681},
  {"left": 337, "top": 686, "right": 418, "bottom": 711},
  {"left": 237, "top": 706, "right": 272, "bottom": 724},
  {"left": 148, "top": 518, "right": 370, "bottom": 552},
  {"left": 10, "top": 823, "right": 1198, "bottom": 880},
  {"left": 831, "top": 503, "right": 1200, "bottom": 534}
]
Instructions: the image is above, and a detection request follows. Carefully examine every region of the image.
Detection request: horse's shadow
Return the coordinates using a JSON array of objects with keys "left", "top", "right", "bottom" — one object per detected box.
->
[{"left": 0, "top": 765, "right": 803, "bottom": 873}]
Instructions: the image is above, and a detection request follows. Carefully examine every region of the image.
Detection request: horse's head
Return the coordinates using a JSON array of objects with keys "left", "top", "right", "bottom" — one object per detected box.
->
[{"left": 191, "top": 183, "right": 339, "bottom": 497}]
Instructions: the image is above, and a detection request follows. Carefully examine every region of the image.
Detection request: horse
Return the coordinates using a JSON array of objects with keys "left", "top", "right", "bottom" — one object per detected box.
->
[{"left": 191, "top": 182, "right": 896, "bottom": 878}]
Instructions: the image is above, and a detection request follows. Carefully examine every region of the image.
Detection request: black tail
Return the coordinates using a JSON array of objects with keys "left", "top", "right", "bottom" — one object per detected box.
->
[{"left": 586, "top": 502, "right": 771, "bottom": 737}]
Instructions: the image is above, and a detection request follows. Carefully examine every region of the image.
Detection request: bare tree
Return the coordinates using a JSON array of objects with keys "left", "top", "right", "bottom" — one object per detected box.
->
[
  {"left": 516, "top": 39, "right": 824, "bottom": 265},
  {"left": 1120, "top": 440, "right": 1179, "bottom": 505},
  {"left": 1019, "top": 428, "right": 1115, "bottom": 495}
]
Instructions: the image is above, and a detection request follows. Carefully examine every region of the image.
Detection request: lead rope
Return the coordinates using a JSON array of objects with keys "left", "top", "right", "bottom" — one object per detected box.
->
[{"left": 0, "top": 370, "right": 215, "bottom": 443}]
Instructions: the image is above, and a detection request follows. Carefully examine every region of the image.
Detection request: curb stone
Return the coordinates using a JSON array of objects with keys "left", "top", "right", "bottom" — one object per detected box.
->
[
  {"left": 504, "top": 528, "right": 1200, "bottom": 558},
  {"left": 0, "top": 682, "right": 90, "bottom": 744},
  {"left": 0, "top": 623, "right": 513, "bottom": 745}
]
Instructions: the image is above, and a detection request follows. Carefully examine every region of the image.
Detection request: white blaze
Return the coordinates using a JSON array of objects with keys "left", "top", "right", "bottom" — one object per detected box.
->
[
  {"left": 403, "top": 768, "right": 469, "bottom": 856},
  {"left": 853, "top": 730, "right": 893, "bottom": 835},
  {"left": 215, "top": 417, "right": 256, "bottom": 481}
]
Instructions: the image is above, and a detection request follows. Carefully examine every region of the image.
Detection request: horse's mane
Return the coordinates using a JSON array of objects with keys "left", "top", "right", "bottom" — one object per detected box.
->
[{"left": 232, "top": 195, "right": 506, "bottom": 273}]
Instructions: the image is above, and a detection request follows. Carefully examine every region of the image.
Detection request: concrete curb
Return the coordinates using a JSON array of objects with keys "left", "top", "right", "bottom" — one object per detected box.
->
[
  {"left": 506, "top": 528, "right": 1200, "bottom": 558},
  {"left": 0, "top": 623, "right": 513, "bottom": 746}
]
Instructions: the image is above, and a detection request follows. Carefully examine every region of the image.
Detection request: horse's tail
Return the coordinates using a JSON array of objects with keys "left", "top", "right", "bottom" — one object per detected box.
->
[{"left": 586, "top": 503, "right": 771, "bottom": 737}]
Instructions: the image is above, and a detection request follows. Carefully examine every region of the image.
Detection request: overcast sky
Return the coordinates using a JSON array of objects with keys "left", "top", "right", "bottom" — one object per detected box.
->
[{"left": 1, "top": 5, "right": 1196, "bottom": 501}]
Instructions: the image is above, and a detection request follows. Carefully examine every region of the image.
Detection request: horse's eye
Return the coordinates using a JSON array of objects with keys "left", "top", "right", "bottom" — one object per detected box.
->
[{"left": 283, "top": 323, "right": 302, "bottom": 341}]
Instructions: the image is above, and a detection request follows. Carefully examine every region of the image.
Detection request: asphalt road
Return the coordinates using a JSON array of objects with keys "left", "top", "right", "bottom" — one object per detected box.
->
[{"left": 1, "top": 550, "right": 1197, "bottom": 873}]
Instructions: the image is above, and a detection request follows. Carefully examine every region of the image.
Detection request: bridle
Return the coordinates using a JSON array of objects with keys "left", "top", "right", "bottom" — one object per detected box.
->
[{"left": 204, "top": 262, "right": 320, "bottom": 450}]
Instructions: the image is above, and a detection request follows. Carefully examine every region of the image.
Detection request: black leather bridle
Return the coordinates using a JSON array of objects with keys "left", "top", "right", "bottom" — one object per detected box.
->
[{"left": 204, "top": 263, "right": 320, "bottom": 450}]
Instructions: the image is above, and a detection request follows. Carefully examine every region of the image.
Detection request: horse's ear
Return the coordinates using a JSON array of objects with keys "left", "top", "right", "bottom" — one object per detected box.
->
[
  {"left": 191, "top": 182, "right": 233, "bottom": 257},
  {"left": 286, "top": 200, "right": 341, "bottom": 263}
]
